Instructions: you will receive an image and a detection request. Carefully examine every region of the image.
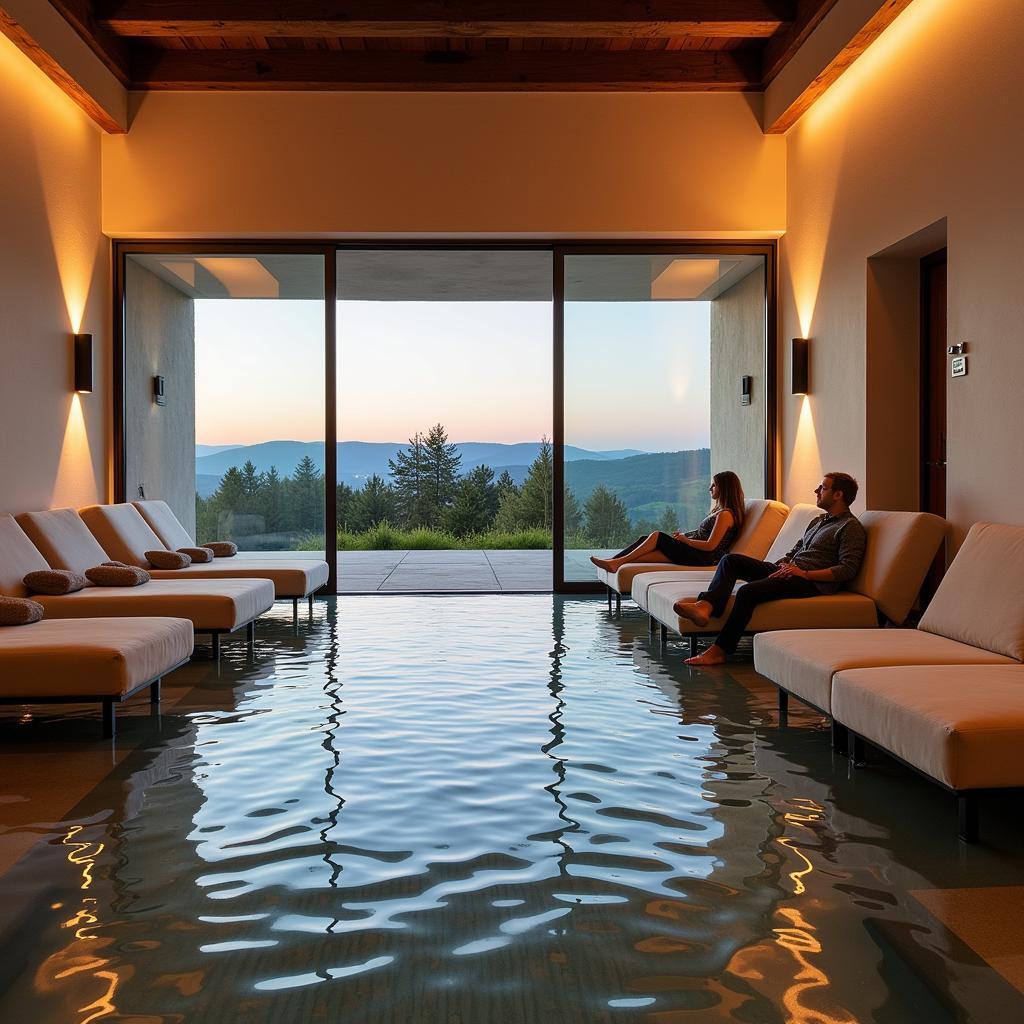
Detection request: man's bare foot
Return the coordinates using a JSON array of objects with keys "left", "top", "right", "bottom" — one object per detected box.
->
[
  {"left": 684, "top": 646, "right": 727, "bottom": 667},
  {"left": 673, "top": 599, "right": 711, "bottom": 627},
  {"left": 590, "top": 556, "right": 615, "bottom": 571}
]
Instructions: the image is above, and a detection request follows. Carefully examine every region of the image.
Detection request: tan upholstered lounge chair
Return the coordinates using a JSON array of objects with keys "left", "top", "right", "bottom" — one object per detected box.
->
[
  {"left": 0, "top": 616, "right": 193, "bottom": 737},
  {"left": 81, "top": 501, "right": 328, "bottom": 621},
  {"left": 8, "top": 512, "right": 274, "bottom": 661},
  {"left": 594, "top": 498, "right": 792, "bottom": 612},
  {"left": 643, "top": 510, "right": 946, "bottom": 656}
]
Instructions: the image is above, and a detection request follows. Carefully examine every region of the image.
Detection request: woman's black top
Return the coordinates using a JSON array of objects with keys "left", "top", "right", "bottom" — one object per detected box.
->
[{"left": 684, "top": 512, "right": 738, "bottom": 561}]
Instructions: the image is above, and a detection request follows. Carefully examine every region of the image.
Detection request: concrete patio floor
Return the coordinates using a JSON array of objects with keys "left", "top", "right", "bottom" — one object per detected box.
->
[{"left": 334, "top": 549, "right": 602, "bottom": 592}]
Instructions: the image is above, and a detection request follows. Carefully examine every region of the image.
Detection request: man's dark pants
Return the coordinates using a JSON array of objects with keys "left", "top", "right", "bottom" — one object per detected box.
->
[{"left": 696, "top": 554, "right": 819, "bottom": 654}]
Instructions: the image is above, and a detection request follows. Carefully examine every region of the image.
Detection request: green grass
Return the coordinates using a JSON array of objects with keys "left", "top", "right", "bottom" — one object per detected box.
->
[{"left": 295, "top": 525, "right": 552, "bottom": 551}]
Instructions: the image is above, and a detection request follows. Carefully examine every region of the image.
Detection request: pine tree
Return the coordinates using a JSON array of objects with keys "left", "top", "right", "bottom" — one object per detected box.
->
[
  {"left": 496, "top": 470, "right": 518, "bottom": 500},
  {"left": 240, "top": 460, "right": 263, "bottom": 500},
  {"left": 350, "top": 475, "right": 397, "bottom": 531},
  {"left": 291, "top": 455, "right": 323, "bottom": 534},
  {"left": 388, "top": 432, "right": 429, "bottom": 527},
  {"left": 260, "top": 466, "right": 284, "bottom": 531},
  {"left": 658, "top": 505, "right": 679, "bottom": 534},
  {"left": 563, "top": 486, "right": 583, "bottom": 537},
  {"left": 584, "top": 484, "right": 631, "bottom": 547},
  {"left": 336, "top": 482, "right": 354, "bottom": 531},
  {"left": 444, "top": 464, "right": 497, "bottom": 536},
  {"left": 422, "top": 422, "right": 462, "bottom": 525},
  {"left": 517, "top": 437, "right": 554, "bottom": 530}
]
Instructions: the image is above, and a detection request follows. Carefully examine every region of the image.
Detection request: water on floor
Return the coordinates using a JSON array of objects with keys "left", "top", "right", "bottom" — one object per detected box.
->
[{"left": 1, "top": 597, "right": 1022, "bottom": 1023}]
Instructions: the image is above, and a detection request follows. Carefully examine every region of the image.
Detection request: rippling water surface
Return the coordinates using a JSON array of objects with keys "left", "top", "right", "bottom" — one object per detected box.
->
[{"left": 1, "top": 596, "right": 1023, "bottom": 1022}]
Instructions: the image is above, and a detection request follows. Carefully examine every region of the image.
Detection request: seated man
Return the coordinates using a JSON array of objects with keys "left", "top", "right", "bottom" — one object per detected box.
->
[{"left": 676, "top": 472, "right": 867, "bottom": 666}]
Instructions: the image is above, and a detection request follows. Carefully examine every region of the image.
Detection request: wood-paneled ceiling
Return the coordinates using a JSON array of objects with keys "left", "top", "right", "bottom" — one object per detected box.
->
[{"left": 51, "top": 1, "right": 839, "bottom": 91}]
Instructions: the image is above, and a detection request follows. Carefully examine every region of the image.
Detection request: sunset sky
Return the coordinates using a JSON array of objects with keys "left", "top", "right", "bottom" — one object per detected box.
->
[{"left": 194, "top": 298, "right": 711, "bottom": 453}]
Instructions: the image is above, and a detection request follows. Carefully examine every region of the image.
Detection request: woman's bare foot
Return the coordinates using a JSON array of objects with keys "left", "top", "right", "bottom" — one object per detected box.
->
[
  {"left": 684, "top": 645, "right": 727, "bottom": 666},
  {"left": 673, "top": 599, "right": 712, "bottom": 627},
  {"left": 590, "top": 556, "right": 615, "bottom": 571}
]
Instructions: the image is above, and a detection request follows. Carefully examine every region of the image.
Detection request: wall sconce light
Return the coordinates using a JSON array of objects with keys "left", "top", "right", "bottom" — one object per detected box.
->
[
  {"left": 73, "top": 334, "right": 93, "bottom": 393},
  {"left": 740, "top": 375, "right": 752, "bottom": 406},
  {"left": 153, "top": 375, "right": 166, "bottom": 406},
  {"left": 792, "top": 338, "right": 810, "bottom": 395}
]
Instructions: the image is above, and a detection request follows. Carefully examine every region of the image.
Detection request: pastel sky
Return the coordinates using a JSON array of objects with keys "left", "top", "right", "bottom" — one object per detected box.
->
[{"left": 194, "top": 299, "right": 710, "bottom": 452}]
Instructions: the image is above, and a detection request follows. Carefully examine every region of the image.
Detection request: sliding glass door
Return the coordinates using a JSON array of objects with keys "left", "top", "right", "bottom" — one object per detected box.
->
[
  {"left": 120, "top": 249, "right": 329, "bottom": 576},
  {"left": 555, "top": 248, "right": 772, "bottom": 587}
]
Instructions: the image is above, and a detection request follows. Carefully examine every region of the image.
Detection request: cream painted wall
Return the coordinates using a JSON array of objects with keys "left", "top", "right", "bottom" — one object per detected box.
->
[
  {"left": 102, "top": 91, "right": 785, "bottom": 238},
  {"left": 781, "top": 0, "right": 1024, "bottom": 535},
  {"left": 0, "top": 33, "right": 108, "bottom": 516}
]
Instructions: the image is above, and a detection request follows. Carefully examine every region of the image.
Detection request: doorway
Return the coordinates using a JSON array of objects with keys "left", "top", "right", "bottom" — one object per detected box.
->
[{"left": 920, "top": 249, "right": 947, "bottom": 517}]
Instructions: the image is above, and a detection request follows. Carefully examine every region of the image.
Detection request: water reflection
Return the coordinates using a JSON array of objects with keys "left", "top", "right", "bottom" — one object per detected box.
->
[{"left": 0, "top": 597, "right": 1021, "bottom": 1022}]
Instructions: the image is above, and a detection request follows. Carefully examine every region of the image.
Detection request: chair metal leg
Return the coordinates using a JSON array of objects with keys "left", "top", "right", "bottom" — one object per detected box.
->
[
  {"left": 688, "top": 635, "right": 698, "bottom": 658},
  {"left": 648, "top": 614, "right": 656, "bottom": 635},
  {"left": 851, "top": 732, "right": 866, "bottom": 766},
  {"left": 957, "top": 793, "right": 979, "bottom": 843},
  {"left": 150, "top": 678, "right": 161, "bottom": 704},
  {"left": 102, "top": 701, "right": 115, "bottom": 739},
  {"left": 830, "top": 720, "right": 849, "bottom": 754},
  {"left": 607, "top": 586, "right": 612, "bottom": 612},
  {"left": 778, "top": 688, "right": 789, "bottom": 725},
  {"left": 308, "top": 593, "right": 314, "bottom": 615},
  {"left": 292, "top": 597, "right": 299, "bottom": 625},
  {"left": 247, "top": 621, "right": 255, "bottom": 648},
  {"left": 615, "top": 591, "right": 621, "bottom": 614},
  {"left": 660, "top": 623, "right": 667, "bottom": 644},
  {"left": 211, "top": 632, "right": 220, "bottom": 663}
]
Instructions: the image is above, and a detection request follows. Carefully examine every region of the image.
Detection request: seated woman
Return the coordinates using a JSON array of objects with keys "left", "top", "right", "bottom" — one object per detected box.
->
[{"left": 590, "top": 471, "right": 745, "bottom": 573}]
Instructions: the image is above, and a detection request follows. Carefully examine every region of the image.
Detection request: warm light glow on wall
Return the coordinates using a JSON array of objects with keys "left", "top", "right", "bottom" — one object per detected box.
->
[
  {"left": 0, "top": 35, "right": 100, "bottom": 333},
  {"left": 51, "top": 394, "right": 97, "bottom": 506},
  {"left": 803, "top": 0, "right": 955, "bottom": 135},
  {"left": 785, "top": 396, "right": 822, "bottom": 501}
]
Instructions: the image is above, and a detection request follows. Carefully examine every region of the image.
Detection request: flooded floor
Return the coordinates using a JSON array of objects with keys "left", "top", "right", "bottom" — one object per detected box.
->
[{"left": 1, "top": 596, "right": 1022, "bottom": 1022}]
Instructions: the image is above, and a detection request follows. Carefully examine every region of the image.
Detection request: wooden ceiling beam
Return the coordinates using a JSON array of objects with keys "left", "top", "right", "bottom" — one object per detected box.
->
[
  {"left": 46, "top": 0, "right": 130, "bottom": 82},
  {"left": 99, "top": 1, "right": 792, "bottom": 39},
  {"left": 130, "top": 47, "right": 760, "bottom": 90},
  {"left": 761, "top": 0, "right": 838, "bottom": 85}
]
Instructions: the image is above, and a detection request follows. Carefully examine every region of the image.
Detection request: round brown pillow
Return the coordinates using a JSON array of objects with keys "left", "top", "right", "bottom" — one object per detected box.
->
[
  {"left": 205, "top": 541, "right": 238, "bottom": 557},
  {"left": 85, "top": 564, "right": 151, "bottom": 587},
  {"left": 0, "top": 596, "right": 44, "bottom": 625},
  {"left": 145, "top": 550, "right": 192, "bottom": 570},
  {"left": 177, "top": 546, "right": 215, "bottom": 563},
  {"left": 23, "top": 569, "right": 87, "bottom": 595}
]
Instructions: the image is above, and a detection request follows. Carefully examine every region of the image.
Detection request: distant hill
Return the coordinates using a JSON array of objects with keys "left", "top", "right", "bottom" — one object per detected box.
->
[
  {"left": 565, "top": 449, "right": 711, "bottom": 527},
  {"left": 194, "top": 440, "right": 646, "bottom": 495},
  {"left": 195, "top": 443, "right": 244, "bottom": 459}
]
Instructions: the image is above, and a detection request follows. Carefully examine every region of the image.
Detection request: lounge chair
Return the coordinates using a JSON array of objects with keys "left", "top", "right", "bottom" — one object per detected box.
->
[
  {"left": 594, "top": 498, "right": 791, "bottom": 612},
  {"left": 0, "top": 616, "right": 193, "bottom": 738},
  {"left": 80, "top": 501, "right": 328, "bottom": 621},
  {"left": 8, "top": 512, "right": 274, "bottom": 661},
  {"left": 641, "top": 510, "right": 946, "bottom": 655},
  {"left": 754, "top": 522, "right": 1024, "bottom": 840}
]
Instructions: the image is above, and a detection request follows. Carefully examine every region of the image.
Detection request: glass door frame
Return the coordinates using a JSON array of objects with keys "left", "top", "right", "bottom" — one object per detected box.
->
[
  {"left": 114, "top": 238, "right": 776, "bottom": 597},
  {"left": 112, "top": 240, "right": 339, "bottom": 592},
  {"left": 551, "top": 242, "right": 778, "bottom": 594}
]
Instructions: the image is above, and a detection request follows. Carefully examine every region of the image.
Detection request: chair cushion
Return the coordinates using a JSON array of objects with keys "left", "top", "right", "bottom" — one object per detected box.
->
[
  {"left": 754, "top": 628, "right": 1016, "bottom": 714},
  {"left": 605, "top": 562, "right": 719, "bottom": 594},
  {"left": 0, "top": 596, "right": 44, "bottom": 626},
  {"left": 34, "top": 578, "right": 275, "bottom": 631},
  {"left": 918, "top": 522, "right": 1024, "bottom": 661},
  {"left": 731, "top": 499, "right": 790, "bottom": 559},
  {"left": 132, "top": 499, "right": 195, "bottom": 550},
  {"left": 646, "top": 580, "right": 878, "bottom": 636},
  {"left": 0, "top": 515, "right": 52, "bottom": 597},
  {"left": 16, "top": 509, "right": 111, "bottom": 576},
  {"left": 146, "top": 550, "right": 191, "bottom": 570},
  {"left": 762, "top": 504, "right": 823, "bottom": 563},
  {"left": 86, "top": 565, "right": 151, "bottom": 587},
  {"left": 850, "top": 510, "right": 946, "bottom": 625},
  {"left": 23, "top": 569, "right": 87, "bottom": 595},
  {"left": 631, "top": 570, "right": 717, "bottom": 611},
  {"left": 832, "top": 665, "right": 1024, "bottom": 790},
  {"left": 0, "top": 617, "right": 194, "bottom": 698},
  {"left": 144, "top": 559, "right": 329, "bottom": 598},
  {"left": 79, "top": 504, "right": 167, "bottom": 568}
]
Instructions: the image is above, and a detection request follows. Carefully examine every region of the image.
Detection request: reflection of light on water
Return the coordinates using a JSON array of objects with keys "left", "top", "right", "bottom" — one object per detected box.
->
[
  {"left": 33, "top": 827, "right": 123, "bottom": 1023},
  {"left": 776, "top": 799, "right": 825, "bottom": 896}
]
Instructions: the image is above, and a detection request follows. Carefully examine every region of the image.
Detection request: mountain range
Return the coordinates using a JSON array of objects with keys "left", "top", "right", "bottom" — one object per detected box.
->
[{"left": 195, "top": 440, "right": 646, "bottom": 497}]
